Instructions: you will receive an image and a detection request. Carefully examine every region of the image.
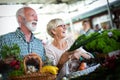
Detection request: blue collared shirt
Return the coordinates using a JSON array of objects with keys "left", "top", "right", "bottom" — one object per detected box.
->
[{"left": 0, "top": 28, "right": 46, "bottom": 61}]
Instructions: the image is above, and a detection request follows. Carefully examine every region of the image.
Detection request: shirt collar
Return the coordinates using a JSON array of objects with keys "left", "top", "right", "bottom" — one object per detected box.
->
[{"left": 15, "top": 27, "right": 35, "bottom": 42}]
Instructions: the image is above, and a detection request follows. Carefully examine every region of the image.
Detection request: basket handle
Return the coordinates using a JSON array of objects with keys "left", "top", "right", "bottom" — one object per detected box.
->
[{"left": 23, "top": 54, "right": 42, "bottom": 74}]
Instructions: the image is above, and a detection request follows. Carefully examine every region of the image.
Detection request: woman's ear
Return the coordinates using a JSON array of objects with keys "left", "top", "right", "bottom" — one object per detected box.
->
[{"left": 51, "top": 29, "right": 56, "bottom": 35}]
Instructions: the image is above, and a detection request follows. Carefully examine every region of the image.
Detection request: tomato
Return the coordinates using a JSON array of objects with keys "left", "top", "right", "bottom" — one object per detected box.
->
[{"left": 78, "top": 62, "right": 87, "bottom": 70}]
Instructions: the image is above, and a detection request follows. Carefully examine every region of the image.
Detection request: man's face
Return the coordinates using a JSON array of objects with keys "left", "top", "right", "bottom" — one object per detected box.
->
[
  {"left": 23, "top": 8, "right": 38, "bottom": 32},
  {"left": 83, "top": 22, "right": 90, "bottom": 30},
  {"left": 24, "top": 19, "right": 37, "bottom": 32}
]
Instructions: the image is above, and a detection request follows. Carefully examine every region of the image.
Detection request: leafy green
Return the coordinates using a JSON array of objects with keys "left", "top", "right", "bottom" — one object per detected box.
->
[
  {"left": 85, "top": 29, "right": 120, "bottom": 54},
  {"left": 68, "top": 34, "right": 86, "bottom": 51},
  {"left": 0, "top": 44, "right": 20, "bottom": 59},
  {"left": 68, "top": 32, "right": 100, "bottom": 51},
  {"left": 68, "top": 29, "right": 120, "bottom": 54}
]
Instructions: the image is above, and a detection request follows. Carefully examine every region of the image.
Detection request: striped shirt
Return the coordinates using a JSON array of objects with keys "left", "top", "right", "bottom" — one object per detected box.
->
[{"left": 0, "top": 28, "right": 46, "bottom": 61}]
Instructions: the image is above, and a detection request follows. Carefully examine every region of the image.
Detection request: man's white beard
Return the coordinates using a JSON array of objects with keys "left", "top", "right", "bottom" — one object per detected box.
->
[{"left": 25, "top": 21, "right": 37, "bottom": 32}]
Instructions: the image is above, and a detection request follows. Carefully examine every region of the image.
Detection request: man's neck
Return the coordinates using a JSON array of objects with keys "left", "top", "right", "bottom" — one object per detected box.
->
[{"left": 20, "top": 27, "right": 32, "bottom": 42}]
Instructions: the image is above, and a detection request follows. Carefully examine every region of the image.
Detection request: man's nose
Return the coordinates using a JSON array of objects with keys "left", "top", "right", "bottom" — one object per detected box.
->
[{"left": 34, "top": 15, "right": 38, "bottom": 21}]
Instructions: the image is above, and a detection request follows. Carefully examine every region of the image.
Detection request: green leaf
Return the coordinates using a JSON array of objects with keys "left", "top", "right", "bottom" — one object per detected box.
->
[{"left": 0, "top": 44, "right": 20, "bottom": 58}]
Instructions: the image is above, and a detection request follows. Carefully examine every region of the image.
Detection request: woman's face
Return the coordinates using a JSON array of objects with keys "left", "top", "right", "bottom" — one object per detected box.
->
[{"left": 52, "top": 22, "right": 67, "bottom": 39}]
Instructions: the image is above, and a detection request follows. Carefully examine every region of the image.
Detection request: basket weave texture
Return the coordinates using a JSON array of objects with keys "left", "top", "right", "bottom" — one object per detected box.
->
[
  {"left": 9, "top": 54, "right": 56, "bottom": 80},
  {"left": 9, "top": 73, "right": 56, "bottom": 80}
]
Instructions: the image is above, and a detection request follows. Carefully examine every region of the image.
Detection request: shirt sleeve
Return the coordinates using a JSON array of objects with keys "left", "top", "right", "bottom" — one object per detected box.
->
[{"left": 0, "top": 36, "right": 4, "bottom": 59}]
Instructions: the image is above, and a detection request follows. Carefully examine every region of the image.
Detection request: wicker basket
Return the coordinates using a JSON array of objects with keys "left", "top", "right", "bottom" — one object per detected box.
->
[{"left": 9, "top": 54, "right": 57, "bottom": 80}]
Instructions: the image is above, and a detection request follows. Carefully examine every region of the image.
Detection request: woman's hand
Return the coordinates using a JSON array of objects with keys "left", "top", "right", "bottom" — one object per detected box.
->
[
  {"left": 71, "top": 49, "right": 91, "bottom": 60},
  {"left": 68, "top": 48, "right": 92, "bottom": 60},
  {"left": 57, "top": 50, "right": 76, "bottom": 70},
  {"left": 71, "top": 50, "right": 81, "bottom": 60}
]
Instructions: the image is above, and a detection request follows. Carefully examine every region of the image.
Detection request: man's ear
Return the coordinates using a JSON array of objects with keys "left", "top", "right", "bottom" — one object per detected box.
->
[{"left": 18, "top": 15, "right": 24, "bottom": 23}]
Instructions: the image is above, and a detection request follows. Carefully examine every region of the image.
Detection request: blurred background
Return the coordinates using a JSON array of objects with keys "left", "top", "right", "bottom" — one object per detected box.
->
[{"left": 0, "top": 0, "right": 120, "bottom": 44}]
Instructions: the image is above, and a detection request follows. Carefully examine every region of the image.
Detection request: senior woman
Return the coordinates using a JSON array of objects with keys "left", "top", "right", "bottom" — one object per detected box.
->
[{"left": 45, "top": 18, "right": 93, "bottom": 79}]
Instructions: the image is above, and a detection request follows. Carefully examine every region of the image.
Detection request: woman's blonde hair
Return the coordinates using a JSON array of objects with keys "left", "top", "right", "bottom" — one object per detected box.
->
[{"left": 47, "top": 18, "right": 64, "bottom": 37}]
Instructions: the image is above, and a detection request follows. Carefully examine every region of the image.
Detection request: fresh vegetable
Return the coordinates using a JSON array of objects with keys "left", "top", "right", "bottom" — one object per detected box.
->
[
  {"left": 9, "top": 60, "right": 24, "bottom": 76},
  {"left": 0, "top": 44, "right": 24, "bottom": 76},
  {"left": 68, "top": 31, "right": 100, "bottom": 51},
  {"left": 41, "top": 65, "right": 59, "bottom": 75},
  {"left": 69, "top": 29, "right": 120, "bottom": 54},
  {"left": 78, "top": 62, "right": 87, "bottom": 70},
  {"left": 70, "top": 51, "right": 120, "bottom": 80},
  {"left": 85, "top": 29, "right": 120, "bottom": 53},
  {"left": 0, "top": 44, "right": 20, "bottom": 59}
]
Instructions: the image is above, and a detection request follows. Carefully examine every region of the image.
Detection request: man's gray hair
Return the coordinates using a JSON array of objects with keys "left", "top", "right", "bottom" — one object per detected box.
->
[{"left": 16, "top": 7, "right": 25, "bottom": 23}]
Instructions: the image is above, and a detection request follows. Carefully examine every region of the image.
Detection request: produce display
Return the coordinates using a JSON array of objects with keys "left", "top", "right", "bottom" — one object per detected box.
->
[
  {"left": 85, "top": 29, "right": 120, "bottom": 54},
  {"left": 70, "top": 51, "right": 120, "bottom": 80},
  {"left": 0, "top": 44, "right": 59, "bottom": 78},
  {"left": 64, "top": 29, "right": 120, "bottom": 80},
  {"left": 69, "top": 29, "right": 120, "bottom": 54}
]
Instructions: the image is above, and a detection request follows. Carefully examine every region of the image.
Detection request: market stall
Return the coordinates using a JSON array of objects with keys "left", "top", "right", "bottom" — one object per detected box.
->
[{"left": 63, "top": 29, "right": 120, "bottom": 80}]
